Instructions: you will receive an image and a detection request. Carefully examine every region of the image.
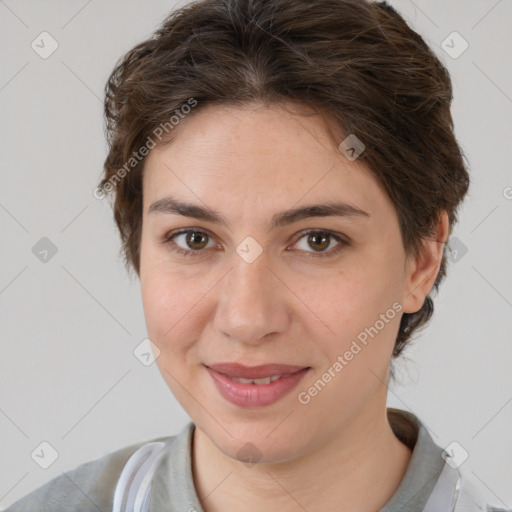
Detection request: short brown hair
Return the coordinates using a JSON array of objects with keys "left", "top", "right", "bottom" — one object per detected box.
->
[{"left": 99, "top": 0, "right": 470, "bottom": 358}]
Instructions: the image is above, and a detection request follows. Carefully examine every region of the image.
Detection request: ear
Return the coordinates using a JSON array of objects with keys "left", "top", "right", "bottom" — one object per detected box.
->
[{"left": 402, "top": 211, "right": 450, "bottom": 314}]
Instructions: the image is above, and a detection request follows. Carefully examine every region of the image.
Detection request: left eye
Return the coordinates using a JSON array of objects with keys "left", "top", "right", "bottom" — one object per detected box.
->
[{"left": 291, "top": 229, "right": 347, "bottom": 257}]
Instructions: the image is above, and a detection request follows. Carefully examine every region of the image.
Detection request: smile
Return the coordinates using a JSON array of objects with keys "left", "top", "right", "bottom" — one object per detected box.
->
[
  {"left": 226, "top": 373, "right": 293, "bottom": 385},
  {"left": 206, "top": 366, "right": 310, "bottom": 408}
]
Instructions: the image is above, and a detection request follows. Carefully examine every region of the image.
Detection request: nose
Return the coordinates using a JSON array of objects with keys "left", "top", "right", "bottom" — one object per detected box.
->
[{"left": 213, "top": 249, "right": 290, "bottom": 346}]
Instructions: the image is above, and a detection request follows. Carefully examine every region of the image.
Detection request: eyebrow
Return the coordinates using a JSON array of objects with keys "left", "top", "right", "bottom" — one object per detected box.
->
[{"left": 147, "top": 195, "right": 370, "bottom": 230}]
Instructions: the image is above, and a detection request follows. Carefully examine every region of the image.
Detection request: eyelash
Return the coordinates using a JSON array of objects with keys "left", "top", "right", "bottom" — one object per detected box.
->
[{"left": 160, "top": 228, "right": 349, "bottom": 259}]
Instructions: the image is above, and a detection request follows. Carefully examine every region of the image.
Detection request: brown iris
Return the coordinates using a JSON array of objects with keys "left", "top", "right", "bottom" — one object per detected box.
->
[
  {"left": 307, "top": 231, "right": 330, "bottom": 252},
  {"left": 185, "top": 231, "right": 209, "bottom": 250}
]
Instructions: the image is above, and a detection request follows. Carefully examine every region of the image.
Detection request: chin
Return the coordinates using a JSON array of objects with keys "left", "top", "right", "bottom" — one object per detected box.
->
[{"left": 205, "top": 421, "right": 306, "bottom": 465}]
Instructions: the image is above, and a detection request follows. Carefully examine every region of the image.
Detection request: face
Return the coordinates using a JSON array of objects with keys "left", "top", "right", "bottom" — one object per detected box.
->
[{"left": 139, "top": 101, "right": 430, "bottom": 464}]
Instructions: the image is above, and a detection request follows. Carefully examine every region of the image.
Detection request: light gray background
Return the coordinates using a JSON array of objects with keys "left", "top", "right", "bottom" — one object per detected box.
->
[{"left": 0, "top": 0, "right": 511, "bottom": 509}]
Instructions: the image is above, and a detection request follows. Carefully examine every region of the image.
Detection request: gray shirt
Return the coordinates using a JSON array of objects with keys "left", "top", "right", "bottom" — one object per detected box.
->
[{"left": 2, "top": 409, "right": 507, "bottom": 512}]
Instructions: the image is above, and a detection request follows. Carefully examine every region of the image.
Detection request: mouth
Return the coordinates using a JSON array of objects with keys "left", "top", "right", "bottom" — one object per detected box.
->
[
  {"left": 222, "top": 373, "right": 295, "bottom": 385},
  {"left": 204, "top": 363, "right": 311, "bottom": 408},
  {"left": 205, "top": 362, "right": 309, "bottom": 380}
]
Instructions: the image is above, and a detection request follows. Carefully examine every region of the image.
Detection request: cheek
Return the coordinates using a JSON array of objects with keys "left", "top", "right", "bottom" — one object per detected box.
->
[
  {"left": 298, "top": 266, "right": 402, "bottom": 414},
  {"left": 140, "top": 261, "right": 215, "bottom": 358},
  {"left": 140, "top": 263, "right": 217, "bottom": 414},
  {"left": 143, "top": 276, "right": 187, "bottom": 339},
  {"left": 302, "top": 252, "right": 403, "bottom": 360}
]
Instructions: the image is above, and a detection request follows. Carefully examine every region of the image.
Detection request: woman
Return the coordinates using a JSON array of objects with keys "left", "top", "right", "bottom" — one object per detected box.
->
[{"left": 4, "top": 0, "right": 509, "bottom": 511}]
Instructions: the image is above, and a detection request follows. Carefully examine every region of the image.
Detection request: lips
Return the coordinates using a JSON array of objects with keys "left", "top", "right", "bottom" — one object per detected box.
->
[{"left": 205, "top": 364, "right": 311, "bottom": 408}]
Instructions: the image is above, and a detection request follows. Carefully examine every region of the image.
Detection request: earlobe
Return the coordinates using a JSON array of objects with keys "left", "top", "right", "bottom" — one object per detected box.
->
[{"left": 402, "top": 211, "right": 450, "bottom": 314}]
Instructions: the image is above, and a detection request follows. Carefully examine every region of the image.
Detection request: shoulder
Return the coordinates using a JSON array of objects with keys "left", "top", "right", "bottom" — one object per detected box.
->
[{"left": 2, "top": 435, "right": 174, "bottom": 512}]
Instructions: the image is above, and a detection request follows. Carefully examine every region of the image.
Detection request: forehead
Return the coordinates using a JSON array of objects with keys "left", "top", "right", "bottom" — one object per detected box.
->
[{"left": 142, "top": 102, "right": 390, "bottom": 220}]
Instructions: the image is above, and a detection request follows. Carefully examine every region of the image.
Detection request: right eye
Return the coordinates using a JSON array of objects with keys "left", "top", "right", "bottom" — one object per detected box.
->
[{"left": 161, "top": 229, "right": 218, "bottom": 257}]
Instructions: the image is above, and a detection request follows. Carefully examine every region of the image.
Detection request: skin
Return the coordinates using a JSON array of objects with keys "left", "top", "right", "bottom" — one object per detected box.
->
[{"left": 139, "top": 101, "right": 449, "bottom": 512}]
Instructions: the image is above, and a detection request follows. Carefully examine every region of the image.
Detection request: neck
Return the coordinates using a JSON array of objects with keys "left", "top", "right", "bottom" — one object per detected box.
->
[{"left": 191, "top": 402, "right": 413, "bottom": 512}]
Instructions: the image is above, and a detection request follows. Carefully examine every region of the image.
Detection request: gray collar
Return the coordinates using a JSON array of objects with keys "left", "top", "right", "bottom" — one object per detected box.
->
[
  {"left": 149, "top": 409, "right": 445, "bottom": 512},
  {"left": 380, "top": 409, "right": 446, "bottom": 512}
]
